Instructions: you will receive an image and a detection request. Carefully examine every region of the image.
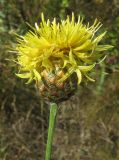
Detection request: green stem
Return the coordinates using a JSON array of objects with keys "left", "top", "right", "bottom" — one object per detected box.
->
[{"left": 45, "top": 103, "right": 58, "bottom": 160}]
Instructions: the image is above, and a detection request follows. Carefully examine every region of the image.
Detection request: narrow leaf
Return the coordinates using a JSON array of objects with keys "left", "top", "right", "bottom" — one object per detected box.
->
[
  {"left": 74, "top": 40, "right": 92, "bottom": 51},
  {"left": 69, "top": 49, "right": 76, "bottom": 65},
  {"left": 95, "top": 45, "right": 114, "bottom": 51},
  {"left": 26, "top": 77, "right": 33, "bottom": 84},
  {"left": 93, "top": 31, "right": 106, "bottom": 44},
  {"left": 33, "top": 69, "right": 41, "bottom": 81},
  {"left": 75, "top": 69, "right": 82, "bottom": 84},
  {"left": 16, "top": 73, "right": 31, "bottom": 79},
  {"left": 59, "top": 67, "right": 74, "bottom": 82},
  {"left": 78, "top": 63, "right": 95, "bottom": 72},
  {"left": 84, "top": 74, "right": 95, "bottom": 82}
]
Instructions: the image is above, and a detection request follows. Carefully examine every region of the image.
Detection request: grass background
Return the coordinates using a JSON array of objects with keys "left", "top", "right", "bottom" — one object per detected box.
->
[{"left": 0, "top": 0, "right": 119, "bottom": 159}]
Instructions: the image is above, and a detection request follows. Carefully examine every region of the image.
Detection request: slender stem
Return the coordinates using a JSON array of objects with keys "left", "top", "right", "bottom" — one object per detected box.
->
[{"left": 45, "top": 103, "right": 58, "bottom": 160}]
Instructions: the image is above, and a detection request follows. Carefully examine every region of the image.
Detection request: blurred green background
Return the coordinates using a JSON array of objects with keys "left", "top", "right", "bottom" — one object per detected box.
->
[{"left": 0, "top": 0, "right": 119, "bottom": 159}]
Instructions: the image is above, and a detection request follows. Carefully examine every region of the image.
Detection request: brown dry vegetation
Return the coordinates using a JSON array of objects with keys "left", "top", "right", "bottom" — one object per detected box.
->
[{"left": 0, "top": 0, "right": 119, "bottom": 160}]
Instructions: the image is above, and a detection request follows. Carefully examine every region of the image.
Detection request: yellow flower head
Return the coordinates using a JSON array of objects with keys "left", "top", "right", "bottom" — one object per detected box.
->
[{"left": 16, "top": 13, "right": 112, "bottom": 85}]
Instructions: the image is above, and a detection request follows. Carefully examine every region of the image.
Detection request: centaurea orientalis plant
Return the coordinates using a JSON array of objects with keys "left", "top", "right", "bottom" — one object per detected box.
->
[{"left": 15, "top": 13, "right": 112, "bottom": 160}]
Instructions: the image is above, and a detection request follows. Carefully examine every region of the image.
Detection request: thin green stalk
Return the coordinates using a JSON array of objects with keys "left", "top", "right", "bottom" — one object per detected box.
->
[{"left": 45, "top": 103, "right": 58, "bottom": 160}]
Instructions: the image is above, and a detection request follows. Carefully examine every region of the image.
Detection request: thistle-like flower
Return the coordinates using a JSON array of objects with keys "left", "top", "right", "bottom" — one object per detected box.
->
[{"left": 16, "top": 13, "right": 112, "bottom": 103}]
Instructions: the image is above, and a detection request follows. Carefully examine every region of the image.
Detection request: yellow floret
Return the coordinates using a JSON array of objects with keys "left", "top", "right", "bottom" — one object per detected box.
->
[{"left": 16, "top": 13, "right": 113, "bottom": 84}]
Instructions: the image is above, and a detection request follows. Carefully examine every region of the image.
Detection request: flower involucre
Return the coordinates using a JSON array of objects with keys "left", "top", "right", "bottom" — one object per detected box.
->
[{"left": 16, "top": 13, "right": 112, "bottom": 102}]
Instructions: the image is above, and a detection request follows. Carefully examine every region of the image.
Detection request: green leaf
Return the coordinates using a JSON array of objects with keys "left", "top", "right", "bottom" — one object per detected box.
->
[
  {"left": 84, "top": 74, "right": 95, "bottom": 82},
  {"left": 69, "top": 49, "right": 76, "bottom": 65},
  {"left": 63, "top": 59, "right": 68, "bottom": 68},
  {"left": 59, "top": 66, "right": 74, "bottom": 82},
  {"left": 16, "top": 73, "right": 31, "bottom": 79},
  {"left": 93, "top": 31, "right": 106, "bottom": 44},
  {"left": 33, "top": 69, "right": 41, "bottom": 81},
  {"left": 26, "top": 77, "right": 33, "bottom": 84},
  {"left": 75, "top": 52, "right": 89, "bottom": 58},
  {"left": 78, "top": 63, "right": 95, "bottom": 72},
  {"left": 95, "top": 45, "right": 114, "bottom": 51},
  {"left": 75, "top": 69, "right": 82, "bottom": 84},
  {"left": 74, "top": 40, "right": 92, "bottom": 51},
  {"left": 97, "top": 55, "right": 107, "bottom": 64}
]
